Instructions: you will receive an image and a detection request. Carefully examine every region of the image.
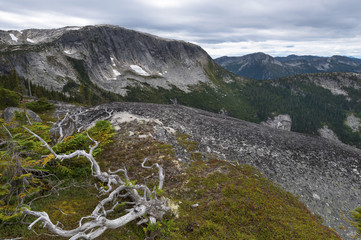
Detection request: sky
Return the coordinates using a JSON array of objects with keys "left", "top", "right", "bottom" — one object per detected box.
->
[{"left": 1, "top": 0, "right": 361, "bottom": 58}]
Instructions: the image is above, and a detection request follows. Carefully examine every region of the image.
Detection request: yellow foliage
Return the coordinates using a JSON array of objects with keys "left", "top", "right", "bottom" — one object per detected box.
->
[
  {"left": 63, "top": 135, "right": 74, "bottom": 142},
  {"left": 42, "top": 153, "right": 55, "bottom": 166},
  {"left": 13, "top": 173, "right": 32, "bottom": 180},
  {"left": 18, "top": 193, "right": 26, "bottom": 199}
]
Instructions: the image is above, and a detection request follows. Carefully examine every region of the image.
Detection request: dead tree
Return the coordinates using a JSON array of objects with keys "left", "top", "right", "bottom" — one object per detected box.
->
[
  {"left": 23, "top": 126, "right": 169, "bottom": 239},
  {"left": 50, "top": 108, "right": 114, "bottom": 144}
]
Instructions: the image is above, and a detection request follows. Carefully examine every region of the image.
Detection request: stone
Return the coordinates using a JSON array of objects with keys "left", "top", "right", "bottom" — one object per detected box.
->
[
  {"left": 345, "top": 113, "right": 361, "bottom": 132},
  {"left": 53, "top": 102, "right": 361, "bottom": 240},
  {"left": 318, "top": 125, "right": 341, "bottom": 143},
  {"left": 0, "top": 25, "right": 213, "bottom": 97},
  {"left": 261, "top": 114, "right": 292, "bottom": 131},
  {"left": 3, "top": 107, "right": 42, "bottom": 123}
]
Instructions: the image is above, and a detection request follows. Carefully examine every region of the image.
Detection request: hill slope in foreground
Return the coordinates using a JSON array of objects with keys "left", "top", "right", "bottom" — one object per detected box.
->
[{"left": 1, "top": 101, "right": 360, "bottom": 239}]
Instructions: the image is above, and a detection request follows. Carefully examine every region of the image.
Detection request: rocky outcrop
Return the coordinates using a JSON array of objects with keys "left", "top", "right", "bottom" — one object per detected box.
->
[
  {"left": 345, "top": 113, "right": 361, "bottom": 132},
  {"left": 0, "top": 25, "right": 214, "bottom": 96},
  {"left": 56, "top": 102, "right": 361, "bottom": 240},
  {"left": 261, "top": 114, "right": 292, "bottom": 131},
  {"left": 3, "top": 107, "right": 42, "bottom": 123},
  {"left": 318, "top": 125, "right": 341, "bottom": 143}
]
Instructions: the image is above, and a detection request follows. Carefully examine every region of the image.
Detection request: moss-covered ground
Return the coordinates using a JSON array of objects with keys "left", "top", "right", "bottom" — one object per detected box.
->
[{"left": 0, "top": 108, "right": 341, "bottom": 239}]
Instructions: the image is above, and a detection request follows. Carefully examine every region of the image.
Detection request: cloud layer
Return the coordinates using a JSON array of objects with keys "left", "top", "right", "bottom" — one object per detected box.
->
[{"left": 1, "top": 0, "right": 361, "bottom": 58}]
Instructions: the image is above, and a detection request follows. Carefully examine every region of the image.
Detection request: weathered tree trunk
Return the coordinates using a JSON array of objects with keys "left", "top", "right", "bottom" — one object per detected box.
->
[{"left": 23, "top": 126, "right": 170, "bottom": 239}]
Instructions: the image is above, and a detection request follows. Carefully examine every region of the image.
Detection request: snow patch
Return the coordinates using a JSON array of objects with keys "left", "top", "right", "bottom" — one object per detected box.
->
[
  {"left": 130, "top": 65, "right": 150, "bottom": 76},
  {"left": 9, "top": 33, "right": 18, "bottom": 42},
  {"left": 110, "top": 57, "right": 116, "bottom": 67},
  {"left": 26, "top": 38, "right": 35, "bottom": 43},
  {"left": 113, "top": 69, "right": 121, "bottom": 77},
  {"left": 64, "top": 49, "right": 75, "bottom": 54},
  {"left": 66, "top": 27, "right": 81, "bottom": 31},
  {"left": 238, "top": 62, "right": 248, "bottom": 71}
]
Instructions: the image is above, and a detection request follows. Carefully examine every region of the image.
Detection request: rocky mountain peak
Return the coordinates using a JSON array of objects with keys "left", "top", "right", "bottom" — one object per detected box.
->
[{"left": 0, "top": 25, "right": 215, "bottom": 96}]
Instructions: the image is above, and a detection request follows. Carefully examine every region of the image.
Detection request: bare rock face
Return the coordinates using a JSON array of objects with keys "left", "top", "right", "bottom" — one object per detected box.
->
[
  {"left": 261, "top": 114, "right": 292, "bottom": 131},
  {"left": 3, "top": 107, "right": 42, "bottom": 123},
  {"left": 0, "top": 25, "right": 213, "bottom": 96},
  {"left": 318, "top": 125, "right": 341, "bottom": 143},
  {"left": 345, "top": 113, "right": 361, "bottom": 132},
  {"left": 57, "top": 102, "right": 361, "bottom": 240}
]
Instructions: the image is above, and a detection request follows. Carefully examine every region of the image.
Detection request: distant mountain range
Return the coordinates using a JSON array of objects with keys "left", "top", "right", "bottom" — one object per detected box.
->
[{"left": 215, "top": 52, "right": 361, "bottom": 80}]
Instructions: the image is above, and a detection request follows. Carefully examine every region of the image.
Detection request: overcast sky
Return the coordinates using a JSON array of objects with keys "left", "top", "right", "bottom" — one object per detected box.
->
[{"left": 1, "top": 0, "right": 361, "bottom": 58}]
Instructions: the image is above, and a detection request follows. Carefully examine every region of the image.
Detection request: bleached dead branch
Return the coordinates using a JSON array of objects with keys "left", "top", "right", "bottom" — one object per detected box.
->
[{"left": 22, "top": 126, "right": 169, "bottom": 239}]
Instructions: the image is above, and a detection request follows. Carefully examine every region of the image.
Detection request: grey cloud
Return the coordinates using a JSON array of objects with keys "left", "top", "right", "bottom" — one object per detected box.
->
[{"left": 1, "top": 0, "right": 361, "bottom": 57}]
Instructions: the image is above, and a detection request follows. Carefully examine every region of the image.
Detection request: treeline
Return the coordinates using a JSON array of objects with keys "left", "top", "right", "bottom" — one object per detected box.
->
[
  {"left": 0, "top": 66, "right": 123, "bottom": 107},
  {"left": 242, "top": 78, "right": 361, "bottom": 147}
]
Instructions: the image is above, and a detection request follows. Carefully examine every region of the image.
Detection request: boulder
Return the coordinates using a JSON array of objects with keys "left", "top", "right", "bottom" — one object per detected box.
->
[
  {"left": 261, "top": 114, "right": 292, "bottom": 131},
  {"left": 3, "top": 107, "right": 42, "bottom": 123},
  {"left": 318, "top": 125, "right": 341, "bottom": 143}
]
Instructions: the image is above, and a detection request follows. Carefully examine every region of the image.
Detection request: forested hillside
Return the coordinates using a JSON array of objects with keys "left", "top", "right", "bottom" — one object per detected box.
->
[{"left": 2, "top": 69, "right": 361, "bottom": 148}]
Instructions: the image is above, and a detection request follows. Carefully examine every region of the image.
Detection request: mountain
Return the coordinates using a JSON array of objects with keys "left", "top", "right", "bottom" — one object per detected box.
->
[
  {"left": 0, "top": 25, "right": 235, "bottom": 97},
  {"left": 2, "top": 26, "right": 361, "bottom": 151},
  {"left": 1, "top": 25, "right": 361, "bottom": 239},
  {"left": 215, "top": 53, "right": 361, "bottom": 80}
]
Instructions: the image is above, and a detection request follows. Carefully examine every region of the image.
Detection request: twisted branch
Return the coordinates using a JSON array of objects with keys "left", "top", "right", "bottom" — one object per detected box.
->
[{"left": 22, "top": 126, "right": 169, "bottom": 239}]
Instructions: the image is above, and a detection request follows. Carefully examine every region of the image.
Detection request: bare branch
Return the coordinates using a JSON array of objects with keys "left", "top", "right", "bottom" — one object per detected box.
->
[
  {"left": 2, "top": 124, "right": 13, "bottom": 138},
  {"left": 0, "top": 140, "right": 8, "bottom": 147},
  {"left": 142, "top": 158, "right": 165, "bottom": 190},
  {"left": 24, "top": 110, "right": 32, "bottom": 126},
  {"left": 22, "top": 126, "right": 170, "bottom": 239}
]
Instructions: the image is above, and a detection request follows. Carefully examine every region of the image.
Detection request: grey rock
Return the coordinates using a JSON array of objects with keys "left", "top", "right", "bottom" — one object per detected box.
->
[
  {"left": 318, "top": 125, "right": 341, "bottom": 143},
  {"left": 261, "top": 114, "right": 292, "bottom": 131},
  {"left": 59, "top": 102, "right": 360, "bottom": 240},
  {"left": 3, "top": 107, "right": 42, "bottom": 123},
  {"left": 0, "top": 25, "right": 215, "bottom": 96},
  {"left": 345, "top": 113, "right": 361, "bottom": 132}
]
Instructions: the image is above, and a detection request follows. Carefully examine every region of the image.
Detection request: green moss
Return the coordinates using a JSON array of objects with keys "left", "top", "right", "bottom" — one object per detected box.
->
[
  {"left": 0, "top": 119, "right": 341, "bottom": 240},
  {"left": 165, "top": 160, "right": 340, "bottom": 240},
  {"left": 176, "top": 132, "right": 199, "bottom": 152}
]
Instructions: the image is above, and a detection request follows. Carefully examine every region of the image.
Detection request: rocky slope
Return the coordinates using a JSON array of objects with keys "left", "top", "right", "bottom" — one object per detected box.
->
[
  {"left": 215, "top": 53, "right": 361, "bottom": 80},
  {"left": 0, "top": 25, "right": 224, "bottom": 96},
  {"left": 56, "top": 102, "right": 360, "bottom": 240}
]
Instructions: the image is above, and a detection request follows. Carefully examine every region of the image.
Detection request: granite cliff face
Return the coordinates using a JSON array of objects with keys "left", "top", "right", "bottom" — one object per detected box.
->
[
  {"left": 0, "top": 25, "right": 214, "bottom": 96},
  {"left": 56, "top": 102, "right": 361, "bottom": 240}
]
